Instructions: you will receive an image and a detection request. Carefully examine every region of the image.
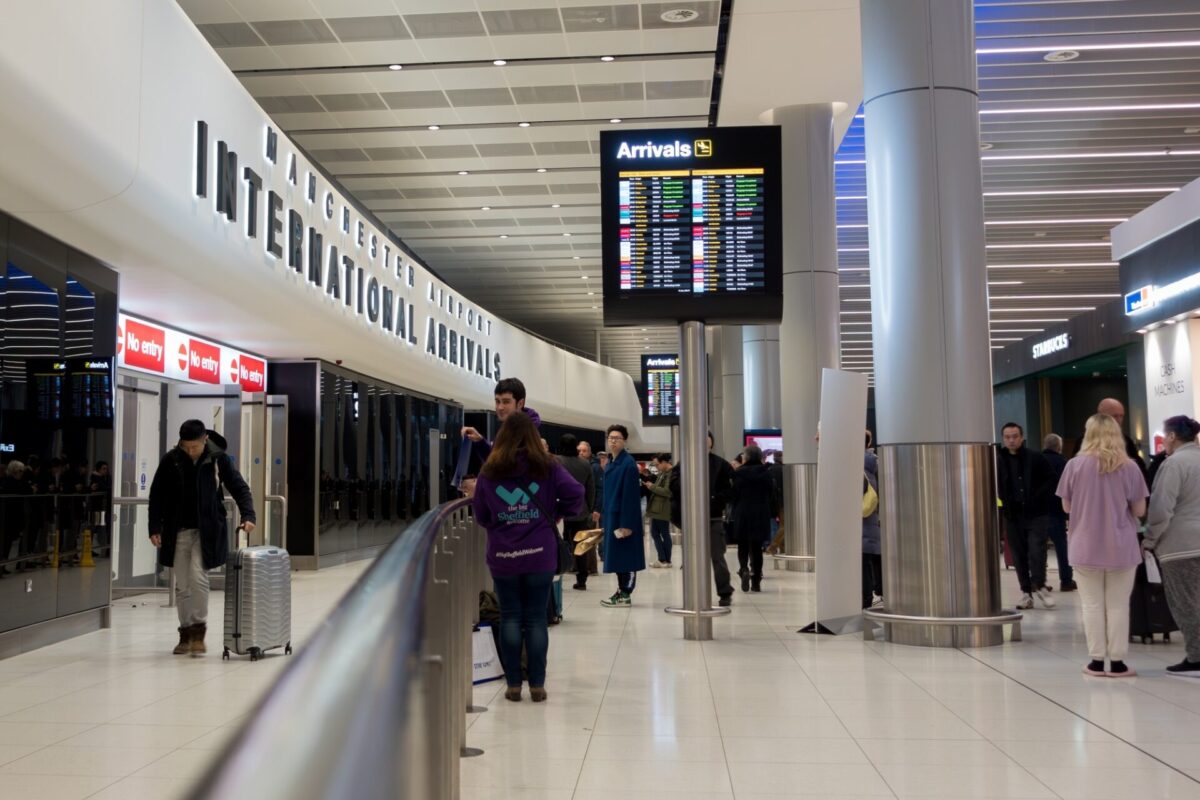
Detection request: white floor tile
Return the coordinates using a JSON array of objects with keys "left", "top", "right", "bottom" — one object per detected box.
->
[
  {"left": 0, "top": 745, "right": 172, "bottom": 777},
  {"left": 576, "top": 757, "right": 731, "bottom": 793},
  {"left": 1026, "top": 765, "right": 1200, "bottom": 800},
  {"left": 873, "top": 762, "right": 1056, "bottom": 798},
  {"left": 728, "top": 762, "right": 895, "bottom": 796},
  {"left": 0, "top": 773, "right": 116, "bottom": 800}
]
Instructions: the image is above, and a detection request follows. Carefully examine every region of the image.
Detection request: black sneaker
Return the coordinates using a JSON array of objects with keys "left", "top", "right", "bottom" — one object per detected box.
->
[
  {"left": 718, "top": 595, "right": 732, "bottom": 607},
  {"left": 739, "top": 570, "right": 750, "bottom": 593},
  {"left": 1166, "top": 659, "right": 1200, "bottom": 676},
  {"left": 1060, "top": 580, "right": 1078, "bottom": 592},
  {"left": 572, "top": 583, "right": 586, "bottom": 591}
]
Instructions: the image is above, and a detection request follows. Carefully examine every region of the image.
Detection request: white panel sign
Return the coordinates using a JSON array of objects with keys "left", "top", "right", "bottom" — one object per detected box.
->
[{"left": 1143, "top": 321, "right": 1200, "bottom": 453}]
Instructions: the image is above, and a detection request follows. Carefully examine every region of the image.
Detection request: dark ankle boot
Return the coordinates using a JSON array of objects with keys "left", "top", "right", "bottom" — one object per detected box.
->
[
  {"left": 173, "top": 626, "right": 192, "bottom": 655},
  {"left": 189, "top": 624, "right": 207, "bottom": 656},
  {"left": 751, "top": 577, "right": 762, "bottom": 592},
  {"left": 740, "top": 570, "right": 750, "bottom": 592}
]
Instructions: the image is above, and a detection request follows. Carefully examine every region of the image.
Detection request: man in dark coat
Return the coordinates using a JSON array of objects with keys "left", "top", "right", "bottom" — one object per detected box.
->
[
  {"left": 556, "top": 434, "right": 596, "bottom": 591},
  {"left": 730, "top": 445, "right": 778, "bottom": 593},
  {"left": 996, "top": 422, "right": 1057, "bottom": 611},
  {"left": 669, "top": 432, "right": 735, "bottom": 607},
  {"left": 600, "top": 425, "right": 644, "bottom": 607},
  {"left": 1041, "top": 433, "right": 1075, "bottom": 591},
  {"left": 149, "top": 419, "right": 255, "bottom": 656},
  {"left": 1095, "top": 398, "right": 1148, "bottom": 479}
]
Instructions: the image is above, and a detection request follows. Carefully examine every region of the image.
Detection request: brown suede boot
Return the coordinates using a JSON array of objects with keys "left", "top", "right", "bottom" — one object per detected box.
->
[
  {"left": 173, "top": 627, "right": 192, "bottom": 655},
  {"left": 189, "top": 624, "right": 207, "bottom": 656}
]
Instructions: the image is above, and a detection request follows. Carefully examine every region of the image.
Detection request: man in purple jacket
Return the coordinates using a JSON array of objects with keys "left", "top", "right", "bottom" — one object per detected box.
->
[{"left": 462, "top": 377, "right": 541, "bottom": 462}]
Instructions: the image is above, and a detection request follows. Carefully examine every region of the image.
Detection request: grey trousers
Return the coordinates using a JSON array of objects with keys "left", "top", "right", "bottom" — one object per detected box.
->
[
  {"left": 173, "top": 529, "right": 210, "bottom": 627},
  {"left": 1161, "top": 557, "right": 1200, "bottom": 662}
]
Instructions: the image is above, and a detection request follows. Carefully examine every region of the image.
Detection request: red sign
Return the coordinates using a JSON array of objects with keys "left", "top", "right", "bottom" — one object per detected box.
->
[
  {"left": 238, "top": 355, "right": 267, "bottom": 392},
  {"left": 122, "top": 319, "right": 166, "bottom": 374},
  {"left": 187, "top": 339, "right": 221, "bottom": 384}
]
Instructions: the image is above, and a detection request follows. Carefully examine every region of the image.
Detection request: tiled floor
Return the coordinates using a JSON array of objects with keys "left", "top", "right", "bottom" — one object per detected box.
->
[
  {"left": 3, "top": 548, "right": 1200, "bottom": 800},
  {"left": 0, "top": 561, "right": 368, "bottom": 800},
  {"left": 462, "top": 551, "right": 1200, "bottom": 800}
]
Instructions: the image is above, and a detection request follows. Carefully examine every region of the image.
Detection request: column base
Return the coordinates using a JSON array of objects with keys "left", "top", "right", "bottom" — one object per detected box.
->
[
  {"left": 878, "top": 443, "right": 1003, "bottom": 647},
  {"left": 783, "top": 463, "right": 816, "bottom": 572}
]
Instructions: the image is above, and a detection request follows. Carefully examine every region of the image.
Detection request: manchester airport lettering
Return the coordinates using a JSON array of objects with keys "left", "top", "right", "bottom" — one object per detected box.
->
[{"left": 193, "top": 120, "right": 501, "bottom": 380}]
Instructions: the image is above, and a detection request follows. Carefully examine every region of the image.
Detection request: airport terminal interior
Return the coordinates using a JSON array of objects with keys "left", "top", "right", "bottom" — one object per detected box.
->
[{"left": 4, "top": 1, "right": 1200, "bottom": 798}]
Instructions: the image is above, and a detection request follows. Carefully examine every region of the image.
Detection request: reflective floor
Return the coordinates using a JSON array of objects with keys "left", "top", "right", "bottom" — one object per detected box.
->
[
  {"left": 464, "top": 546, "right": 1200, "bottom": 800},
  {"left": 2, "top": 547, "right": 1200, "bottom": 799},
  {"left": 0, "top": 562, "right": 368, "bottom": 800}
]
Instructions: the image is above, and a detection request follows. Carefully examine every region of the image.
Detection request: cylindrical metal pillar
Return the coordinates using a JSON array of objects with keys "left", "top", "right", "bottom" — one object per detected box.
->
[
  {"left": 708, "top": 326, "right": 725, "bottom": 452},
  {"left": 743, "top": 325, "right": 781, "bottom": 431},
  {"left": 772, "top": 103, "right": 841, "bottom": 572},
  {"left": 679, "top": 321, "right": 712, "bottom": 640},
  {"left": 719, "top": 325, "right": 745, "bottom": 461},
  {"left": 862, "top": 0, "right": 1001, "bottom": 647}
]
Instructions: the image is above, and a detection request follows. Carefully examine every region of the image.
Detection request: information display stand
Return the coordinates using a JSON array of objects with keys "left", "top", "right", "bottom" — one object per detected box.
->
[{"left": 600, "top": 127, "right": 782, "bottom": 641}]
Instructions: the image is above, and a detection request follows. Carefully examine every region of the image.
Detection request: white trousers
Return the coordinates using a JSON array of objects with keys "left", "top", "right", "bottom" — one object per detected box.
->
[
  {"left": 173, "top": 529, "right": 210, "bottom": 627},
  {"left": 1074, "top": 565, "right": 1136, "bottom": 662}
]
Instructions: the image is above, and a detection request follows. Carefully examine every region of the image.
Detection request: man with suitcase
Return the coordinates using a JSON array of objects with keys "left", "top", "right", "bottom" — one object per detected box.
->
[{"left": 149, "top": 419, "right": 256, "bottom": 656}]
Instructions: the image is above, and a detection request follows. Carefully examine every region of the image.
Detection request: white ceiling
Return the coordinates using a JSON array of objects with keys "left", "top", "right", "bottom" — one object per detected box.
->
[{"left": 177, "top": 0, "right": 1200, "bottom": 382}]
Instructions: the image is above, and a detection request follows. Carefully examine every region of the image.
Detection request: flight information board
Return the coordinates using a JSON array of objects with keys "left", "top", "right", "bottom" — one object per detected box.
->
[
  {"left": 601, "top": 127, "right": 782, "bottom": 325},
  {"left": 641, "top": 354, "right": 680, "bottom": 425}
]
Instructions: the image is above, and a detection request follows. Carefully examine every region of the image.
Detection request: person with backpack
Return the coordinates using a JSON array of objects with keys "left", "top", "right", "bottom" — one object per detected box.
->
[
  {"left": 148, "top": 420, "right": 256, "bottom": 656},
  {"left": 862, "top": 430, "right": 883, "bottom": 608},
  {"left": 471, "top": 413, "right": 585, "bottom": 702},
  {"left": 729, "top": 445, "right": 778, "bottom": 593}
]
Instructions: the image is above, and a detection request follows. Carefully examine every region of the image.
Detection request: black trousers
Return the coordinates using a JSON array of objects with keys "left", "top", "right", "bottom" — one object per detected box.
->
[
  {"left": 861, "top": 553, "right": 883, "bottom": 608},
  {"left": 737, "top": 541, "right": 764, "bottom": 581},
  {"left": 1007, "top": 516, "right": 1049, "bottom": 594},
  {"left": 564, "top": 518, "right": 592, "bottom": 586}
]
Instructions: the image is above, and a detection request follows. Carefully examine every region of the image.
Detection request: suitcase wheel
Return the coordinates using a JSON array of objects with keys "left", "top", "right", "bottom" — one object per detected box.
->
[
  {"left": 285, "top": 643, "right": 293, "bottom": 655},
  {"left": 249, "top": 647, "right": 262, "bottom": 662},
  {"left": 222, "top": 648, "right": 230, "bottom": 661}
]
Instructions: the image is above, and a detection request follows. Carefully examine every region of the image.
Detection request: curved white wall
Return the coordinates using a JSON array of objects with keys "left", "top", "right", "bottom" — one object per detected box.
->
[{"left": 0, "top": 0, "right": 668, "bottom": 449}]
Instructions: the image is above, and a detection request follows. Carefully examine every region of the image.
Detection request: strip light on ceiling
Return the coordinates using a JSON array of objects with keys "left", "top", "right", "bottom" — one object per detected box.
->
[
  {"left": 978, "top": 41, "right": 1200, "bottom": 55},
  {"left": 987, "top": 262, "right": 1117, "bottom": 269},
  {"left": 980, "top": 102, "right": 1200, "bottom": 115},
  {"left": 986, "top": 242, "right": 1111, "bottom": 249}
]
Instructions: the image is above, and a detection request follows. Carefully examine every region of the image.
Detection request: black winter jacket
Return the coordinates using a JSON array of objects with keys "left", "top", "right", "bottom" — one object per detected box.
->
[
  {"left": 148, "top": 430, "right": 256, "bottom": 570},
  {"left": 729, "top": 463, "right": 779, "bottom": 546},
  {"left": 668, "top": 452, "right": 734, "bottom": 528},
  {"left": 996, "top": 445, "right": 1057, "bottom": 522}
]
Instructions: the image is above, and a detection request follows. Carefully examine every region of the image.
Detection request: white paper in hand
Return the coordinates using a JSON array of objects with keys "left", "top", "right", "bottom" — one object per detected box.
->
[{"left": 1143, "top": 550, "right": 1163, "bottom": 584}]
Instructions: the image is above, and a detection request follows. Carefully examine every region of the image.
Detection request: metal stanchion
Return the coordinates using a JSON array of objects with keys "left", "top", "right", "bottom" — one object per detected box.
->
[{"left": 666, "top": 320, "right": 730, "bottom": 639}]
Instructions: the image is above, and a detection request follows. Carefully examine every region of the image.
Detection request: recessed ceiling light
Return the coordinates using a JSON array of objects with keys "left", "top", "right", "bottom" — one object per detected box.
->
[
  {"left": 493, "top": 59, "right": 507, "bottom": 66},
  {"left": 481, "top": 206, "right": 491, "bottom": 211},
  {"left": 457, "top": 170, "right": 469, "bottom": 176},
  {"left": 1043, "top": 49, "right": 1080, "bottom": 62},
  {"left": 536, "top": 168, "right": 547, "bottom": 173},
  {"left": 588, "top": 292, "right": 595, "bottom": 296},
  {"left": 600, "top": 55, "right": 615, "bottom": 62},
  {"left": 980, "top": 142, "right": 994, "bottom": 151},
  {"left": 1186, "top": 127, "right": 1200, "bottom": 134},
  {"left": 427, "top": 125, "right": 440, "bottom": 131},
  {"left": 499, "top": 234, "right": 508, "bottom": 239},
  {"left": 610, "top": 118, "right": 623, "bottom": 123},
  {"left": 388, "top": 64, "right": 403, "bottom": 71},
  {"left": 518, "top": 122, "right": 531, "bottom": 128},
  {"left": 580, "top": 275, "right": 588, "bottom": 279},
  {"left": 661, "top": 8, "right": 700, "bottom": 23},
  {"left": 563, "top": 232, "right": 572, "bottom": 237},
  {"left": 551, "top": 203, "right": 561, "bottom": 208},
  {"left": 572, "top": 256, "right": 581, "bottom": 260}
]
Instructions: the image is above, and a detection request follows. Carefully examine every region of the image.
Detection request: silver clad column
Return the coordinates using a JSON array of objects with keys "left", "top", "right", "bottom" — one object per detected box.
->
[
  {"left": 743, "top": 325, "right": 781, "bottom": 431},
  {"left": 719, "top": 325, "right": 746, "bottom": 461},
  {"left": 862, "top": 0, "right": 1002, "bottom": 647},
  {"left": 708, "top": 326, "right": 725, "bottom": 454},
  {"left": 773, "top": 104, "right": 841, "bottom": 572}
]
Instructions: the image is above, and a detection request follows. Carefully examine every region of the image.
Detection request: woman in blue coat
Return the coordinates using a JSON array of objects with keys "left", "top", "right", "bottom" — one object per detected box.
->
[{"left": 600, "top": 424, "right": 645, "bottom": 607}]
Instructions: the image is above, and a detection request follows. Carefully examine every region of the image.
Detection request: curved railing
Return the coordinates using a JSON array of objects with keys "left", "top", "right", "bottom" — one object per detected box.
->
[{"left": 185, "top": 497, "right": 486, "bottom": 800}]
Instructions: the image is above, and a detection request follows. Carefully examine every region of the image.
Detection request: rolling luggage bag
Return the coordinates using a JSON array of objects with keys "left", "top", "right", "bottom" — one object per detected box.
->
[
  {"left": 223, "top": 545, "right": 293, "bottom": 661},
  {"left": 1129, "top": 558, "right": 1177, "bottom": 644}
]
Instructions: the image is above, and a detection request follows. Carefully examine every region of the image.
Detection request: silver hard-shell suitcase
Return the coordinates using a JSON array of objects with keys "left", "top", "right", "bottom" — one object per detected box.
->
[{"left": 223, "top": 545, "right": 292, "bottom": 661}]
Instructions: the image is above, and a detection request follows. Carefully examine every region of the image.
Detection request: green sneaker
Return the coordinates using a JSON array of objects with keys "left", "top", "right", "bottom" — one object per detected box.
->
[{"left": 601, "top": 592, "right": 632, "bottom": 608}]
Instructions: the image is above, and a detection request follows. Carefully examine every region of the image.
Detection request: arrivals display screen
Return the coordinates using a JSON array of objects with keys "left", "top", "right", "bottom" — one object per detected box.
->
[
  {"left": 600, "top": 126, "right": 782, "bottom": 326},
  {"left": 641, "top": 354, "right": 680, "bottom": 425}
]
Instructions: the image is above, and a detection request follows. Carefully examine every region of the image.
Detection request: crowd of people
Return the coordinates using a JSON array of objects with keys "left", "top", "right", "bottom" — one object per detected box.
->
[{"left": 999, "top": 397, "right": 1200, "bottom": 678}]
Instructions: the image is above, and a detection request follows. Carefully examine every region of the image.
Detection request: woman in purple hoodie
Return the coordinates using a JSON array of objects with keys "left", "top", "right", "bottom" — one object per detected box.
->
[{"left": 472, "top": 412, "right": 585, "bottom": 703}]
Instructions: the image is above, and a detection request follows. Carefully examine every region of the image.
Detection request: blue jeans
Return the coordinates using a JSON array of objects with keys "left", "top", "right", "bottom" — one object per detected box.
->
[
  {"left": 491, "top": 571, "right": 554, "bottom": 688},
  {"left": 650, "top": 518, "right": 672, "bottom": 563}
]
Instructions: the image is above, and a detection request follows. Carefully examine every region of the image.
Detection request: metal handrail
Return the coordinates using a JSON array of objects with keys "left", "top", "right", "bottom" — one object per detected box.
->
[
  {"left": 186, "top": 497, "right": 482, "bottom": 800},
  {"left": 862, "top": 607, "right": 1023, "bottom": 642}
]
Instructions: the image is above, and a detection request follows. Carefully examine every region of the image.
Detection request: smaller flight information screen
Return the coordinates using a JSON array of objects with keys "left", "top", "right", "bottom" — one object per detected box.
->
[
  {"left": 641, "top": 353, "right": 681, "bottom": 426},
  {"left": 601, "top": 126, "right": 782, "bottom": 326}
]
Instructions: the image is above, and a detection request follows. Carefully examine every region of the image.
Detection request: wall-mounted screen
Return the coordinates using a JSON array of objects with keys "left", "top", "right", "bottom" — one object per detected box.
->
[
  {"left": 641, "top": 353, "right": 680, "bottom": 426},
  {"left": 744, "top": 430, "right": 783, "bottom": 463},
  {"left": 600, "top": 126, "right": 783, "bottom": 326}
]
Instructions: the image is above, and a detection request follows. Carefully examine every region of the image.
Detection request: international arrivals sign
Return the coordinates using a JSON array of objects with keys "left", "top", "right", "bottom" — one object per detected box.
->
[
  {"left": 192, "top": 120, "right": 504, "bottom": 381},
  {"left": 117, "top": 312, "right": 267, "bottom": 391}
]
